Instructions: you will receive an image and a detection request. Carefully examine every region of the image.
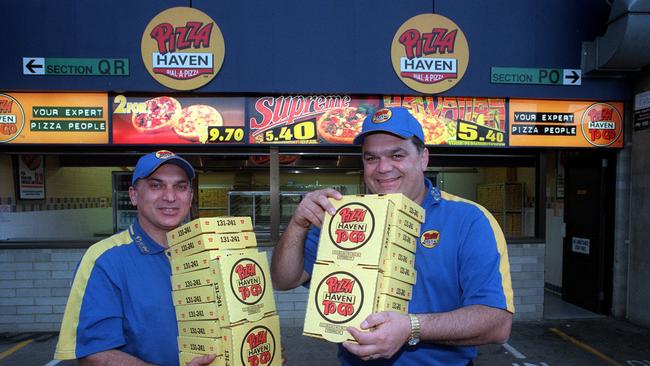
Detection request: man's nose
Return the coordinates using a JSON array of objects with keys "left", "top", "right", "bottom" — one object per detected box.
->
[
  {"left": 377, "top": 157, "right": 392, "bottom": 173},
  {"left": 162, "top": 185, "right": 176, "bottom": 201}
]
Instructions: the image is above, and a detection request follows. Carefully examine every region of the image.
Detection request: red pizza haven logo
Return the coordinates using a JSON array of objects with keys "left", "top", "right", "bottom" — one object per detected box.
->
[
  {"left": 371, "top": 108, "right": 392, "bottom": 124},
  {"left": 398, "top": 28, "right": 458, "bottom": 84},
  {"left": 315, "top": 271, "right": 364, "bottom": 324},
  {"left": 420, "top": 229, "right": 441, "bottom": 248},
  {"left": 391, "top": 14, "right": 469, "bottom": 94},
  {"left": 230, "top": 258, "right": 266, "bottom": 305},
  {"left": 141, "top": 7, "right": 225, "bottom": 91},
  {"left": 155, "top": 150, "right": 175, "bottom": 159},
  {"left": 240, "top": 326, "right": 276, "bottom": 366},
  {"left": 150, "top": 21, "right": 214, "bottom": 80},
  {"left": 328, "top": 203, "right": 375, "bottom": 251}
]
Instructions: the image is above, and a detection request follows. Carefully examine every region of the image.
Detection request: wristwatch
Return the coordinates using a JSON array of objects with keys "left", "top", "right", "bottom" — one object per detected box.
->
[{"left": 407, "top": 314, "right": 421, "bottom": 346}]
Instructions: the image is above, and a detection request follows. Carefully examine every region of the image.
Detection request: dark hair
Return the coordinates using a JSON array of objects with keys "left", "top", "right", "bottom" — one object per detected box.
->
[{"left": 410, "top": 136, "right": 425, "bottom": 153}]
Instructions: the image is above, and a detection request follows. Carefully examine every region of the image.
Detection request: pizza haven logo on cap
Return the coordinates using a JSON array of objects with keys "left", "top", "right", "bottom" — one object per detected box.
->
[
  {"left": 240, "top": 325, "right": 276, "bottom": 366},
  {"left": 0, "top": 94, "right": 26, "bottom": 144},
  {"left": 391, "top": 14, "right": 469, "bottom": 94},
  {"left": 141, "top": 7, "right": 225, "bottom": 91},
  {"left": 420, "top": 229, "right": 440, "bottom": 249},
  {"left": 155, "top": 150, "right": 176, "bottom": 159},
  {"left": 580, "top": 102, "right": 623, "bottom": 147},
  {"left": 328, "top": 203, "right": 375, "bottom": 251},
  {"left": 315, "top": 271, "right": 364, "bottom": 323},
  {"left": 230, "top": 258, "right": 266, "bottom": 305},
  {"left": 371, "top": 108, "right": 392, "bottom": 124}
]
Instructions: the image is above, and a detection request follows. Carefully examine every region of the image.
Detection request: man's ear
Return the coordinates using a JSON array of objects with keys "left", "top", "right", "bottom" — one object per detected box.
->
[
  {"left": 420, "top": 147, "right": 429, "bottom": 170},
  {"left": 128, "top": 185, "right": 138, "bottom": 207}
]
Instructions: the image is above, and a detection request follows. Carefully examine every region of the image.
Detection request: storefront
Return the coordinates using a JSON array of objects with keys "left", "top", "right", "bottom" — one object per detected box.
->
[{"left": 1, "top": 0, "right": 647, "bottom": 332}]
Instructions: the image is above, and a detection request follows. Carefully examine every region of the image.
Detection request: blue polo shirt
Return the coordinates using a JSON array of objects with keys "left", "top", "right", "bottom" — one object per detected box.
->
[
  {"left": 304, "top": 179, "right": 515, "bottom": 366},
  {"left": 55, "top": 219, "right": 179, "bottom": 365}
]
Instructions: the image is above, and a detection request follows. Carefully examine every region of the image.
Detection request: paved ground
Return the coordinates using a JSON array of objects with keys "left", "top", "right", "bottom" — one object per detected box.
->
[{"left": 2, "top": 318, "right": 650, "bottom": 365}]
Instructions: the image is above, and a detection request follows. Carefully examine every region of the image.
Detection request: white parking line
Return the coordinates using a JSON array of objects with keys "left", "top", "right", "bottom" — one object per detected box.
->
[
  {"left": 44, "top": 360, "right": 61, "bottom": 366},
  {"left": 502, "top": 342, "right": 527, "bottom": 359}
]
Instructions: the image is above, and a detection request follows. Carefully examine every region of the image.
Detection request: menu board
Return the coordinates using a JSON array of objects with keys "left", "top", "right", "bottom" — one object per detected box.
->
[
  {"left": 1, "top": 92, "right": 624, "bottom": 149},
  {"left": 247, "top": 95, "right": 381, "bottom": 145},
  {"left": 509, "top": 99, "right": 624, "bottom": 148},
  {"left": 112, "top": 95, "right": 245, "bottom": 145},
  {"left": 384, "top": 96, "right": 507, "bottom": 147},
  {"left": 0, "top": 93, "right": 108, "bottom": 144}
]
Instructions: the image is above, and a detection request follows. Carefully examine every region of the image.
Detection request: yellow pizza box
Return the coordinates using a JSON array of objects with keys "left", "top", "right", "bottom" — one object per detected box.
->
[
  {"left": 210, "top": 251, "right": 277, "bottom": 326},
  {"left": 178, "top": 335, "right": 223, "bottom": 356},
  {"left": 386, "top": 225, "right": 418, "bottom": 254},
  {"left": 316, "top": 196, "right": 420, "bottom": 266},
  {"left": 173, "top": 284, "right": 217, "bottom": 306},
  {"left": 223, "top": 314, "right": 282, "bottom": 366},
  {"left": 375, "top": 294, "right": 408, "bottom": 314},
  {"left": 379, "top": 241, "right": 415, "bottom": 270},
  {"left": 178, "top": 320, "right": 222, "bottom": 338},
  {"left": 179, "top": 352, "right": 222, "bottom": 366},
  {"left": 380, "top": 259, "right": 417, "bottom": 285},
  {"left": 304, "top": 263, "right": 381, "bottom": 343},
  {"left": 377, "top": 275, "right": 412, "bottom": 301},
  {"left": 176, "top": 302, "right": 220, "bottom": 322},
  {"left": 170, "top": 247, "right": 258, "bottom": 274},
  {"left": 379, "top": 193, "right": 425, "bottom": 223},
  {"left": 171, "top": 267, "right": 217, "bottom": 291},
  {"left": 167, "top": 232, "right": 258, "bottom": 260},
  {"left": 167, "top": 216, "right": 254, "bottom": 246},
  {"left": 390, "top": 208, "right": 421, "bottom": 237}
]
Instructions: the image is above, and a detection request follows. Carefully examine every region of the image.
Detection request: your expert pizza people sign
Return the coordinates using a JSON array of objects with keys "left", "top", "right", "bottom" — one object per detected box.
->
[
  {"left": 391, "top": 14, "right": 469, "bottom": 94},
  {"left": 141, "top": 7, "right": 225, "bottom": 91}
]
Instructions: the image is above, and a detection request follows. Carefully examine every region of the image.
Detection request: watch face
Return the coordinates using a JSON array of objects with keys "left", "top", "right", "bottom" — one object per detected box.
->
[{"left": 408, "top": 338, "right": 420, "bottom": 346}]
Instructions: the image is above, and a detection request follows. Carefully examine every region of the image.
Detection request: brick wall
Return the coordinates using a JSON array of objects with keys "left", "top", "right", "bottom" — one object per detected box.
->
[
  {"left": 0, "top": 243, "right": 544, "bottom": 332},
  {"left": 0, "top": 249, "right": 84, "bottom": 332},
  {"left": 508, "top": 243, "right": 545, "bottom": 321}
]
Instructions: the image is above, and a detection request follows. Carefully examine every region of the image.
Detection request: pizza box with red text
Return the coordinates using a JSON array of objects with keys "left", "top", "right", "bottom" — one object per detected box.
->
[
  {"left": 303, "top": 262, "right": 413, "bottom": 343},
  {"left": 222, "top": 314, "right": 282, "bottom": 366},
  {"left": 209, "top": 251, "right": 277, "bottom": 327},
  {"left": 316, "top": 194, "right": 422, "bottom": 267}
]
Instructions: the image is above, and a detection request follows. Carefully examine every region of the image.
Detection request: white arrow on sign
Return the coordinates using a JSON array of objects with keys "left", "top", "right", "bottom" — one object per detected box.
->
[
  {"left": 563, "top": 69, "right": 581, "bottom": 85},
  {"left": 23, "top": 57, "right": 45, "bottom": 75}
]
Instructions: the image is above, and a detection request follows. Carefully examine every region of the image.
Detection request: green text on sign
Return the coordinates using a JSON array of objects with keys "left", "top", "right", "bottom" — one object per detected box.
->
[
  {"left": 43, "top": 58, "right": 129, "bottom": 76},
  {"left": 490, "top": 67, "right": 581, "bottom": 86}
]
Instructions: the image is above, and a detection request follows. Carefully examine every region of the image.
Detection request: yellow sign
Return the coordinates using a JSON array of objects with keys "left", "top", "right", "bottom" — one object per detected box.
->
[
  {"left": 0, "top": 93, "right": 108, "bottom": 144},
  {"left": 141, "top": 7, "right": 225, "bottom": 91},
  {"left": 509, "top": 99, "right": 624, "bottom": 148},
  {"left": 391, "top": 14, "right": 469, "bottom": 94}
]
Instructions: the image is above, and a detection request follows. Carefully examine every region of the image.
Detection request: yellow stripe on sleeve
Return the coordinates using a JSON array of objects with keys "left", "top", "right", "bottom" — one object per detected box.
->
[
  {"left": 54, "top": 230, "right": 133, "bottom": 360},
  {"left": 440, "top": 191, "right": 515, "bottom": 313}
]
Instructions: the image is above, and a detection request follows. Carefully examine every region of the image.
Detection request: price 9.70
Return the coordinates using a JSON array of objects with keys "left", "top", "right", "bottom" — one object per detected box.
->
[{"left": 208, "top": 127, "right": 245, "bottom": 143}]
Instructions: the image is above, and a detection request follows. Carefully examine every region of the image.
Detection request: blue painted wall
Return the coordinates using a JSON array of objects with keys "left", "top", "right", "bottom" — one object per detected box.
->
[{"left": 1, "top": 0, "right": 631, "bottom": 100}]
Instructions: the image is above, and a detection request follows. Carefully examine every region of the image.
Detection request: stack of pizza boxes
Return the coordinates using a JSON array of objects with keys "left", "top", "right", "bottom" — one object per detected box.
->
[
  {"left": 166, "top": 216, "right": 282, "bottom": 366},
  {"left": 304, "top": 194, "right": 424, "bottom": 342}
]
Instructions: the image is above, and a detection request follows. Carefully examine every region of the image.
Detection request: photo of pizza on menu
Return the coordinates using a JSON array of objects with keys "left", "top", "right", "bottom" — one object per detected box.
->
[
  {"left": 112, "top": 95, "right": 245, "bottom": 145},
  {"left": 247, "top": 95, "right": 381, "bottom": 145}
]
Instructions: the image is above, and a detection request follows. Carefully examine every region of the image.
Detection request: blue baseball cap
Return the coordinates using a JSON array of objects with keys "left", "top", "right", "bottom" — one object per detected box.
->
[
  {"left": 353, "top": 107, "right": 425, "bottom": 145},
  {"left": 131, "top": 150, "right": 195, "bottom": 186}
]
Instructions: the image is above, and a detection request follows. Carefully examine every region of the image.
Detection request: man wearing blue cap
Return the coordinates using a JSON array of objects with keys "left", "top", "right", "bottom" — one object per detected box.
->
[
  {"left": 272, "top": 107, "right": 514, "bottom": 366},
  {"left": 55, "top": 150, "right": 215, "bottom": 366}
]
